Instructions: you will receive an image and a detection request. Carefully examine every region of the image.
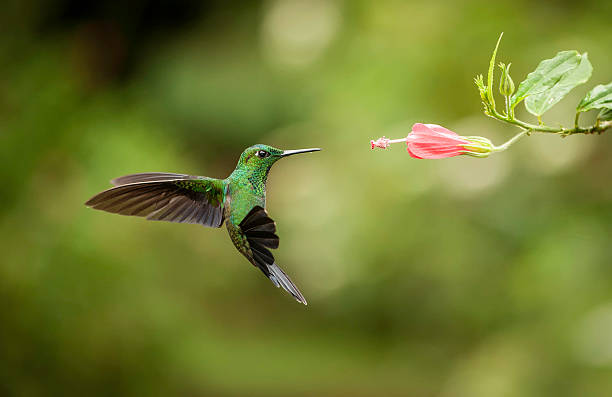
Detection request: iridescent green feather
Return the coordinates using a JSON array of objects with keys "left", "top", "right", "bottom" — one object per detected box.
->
[{"left": 174, "top": 178, "right": 225, "bottom": 207}]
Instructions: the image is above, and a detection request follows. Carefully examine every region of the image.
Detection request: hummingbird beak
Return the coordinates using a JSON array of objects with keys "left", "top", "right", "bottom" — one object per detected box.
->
[{"left": 281, "top": 148, "right": 321, "bottom": 157}]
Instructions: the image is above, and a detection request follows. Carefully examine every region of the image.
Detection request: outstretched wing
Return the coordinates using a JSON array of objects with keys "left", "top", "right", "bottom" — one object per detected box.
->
[
  {"left": 85, "top": 173, "right": 226, "bottom": 227},
  {"left": 239, "top": 206, "right": 307, "bottom": 305},
  {"left": 110, "top": 172, "right": 198, "bottom": 186}
]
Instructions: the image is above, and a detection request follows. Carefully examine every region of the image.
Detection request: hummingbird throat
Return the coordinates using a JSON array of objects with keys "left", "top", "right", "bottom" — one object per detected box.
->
[{"left": 246, "top": 167, "right": 271, "bottom": 193}]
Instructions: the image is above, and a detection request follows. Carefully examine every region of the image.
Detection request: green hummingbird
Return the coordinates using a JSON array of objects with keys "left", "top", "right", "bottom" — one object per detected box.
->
[{"left": 85, "top": 144, "right": 320, "bottom": 305}]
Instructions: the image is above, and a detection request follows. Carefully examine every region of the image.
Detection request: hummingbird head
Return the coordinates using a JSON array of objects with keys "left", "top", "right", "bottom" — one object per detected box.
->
[{"left": 236, "top": 144, "right": 321, "bottom": 172}]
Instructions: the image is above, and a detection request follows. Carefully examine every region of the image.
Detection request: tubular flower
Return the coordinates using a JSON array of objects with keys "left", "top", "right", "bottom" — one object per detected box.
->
[{"left": 370, "top": 123, "right": 495, "bottom": 159}]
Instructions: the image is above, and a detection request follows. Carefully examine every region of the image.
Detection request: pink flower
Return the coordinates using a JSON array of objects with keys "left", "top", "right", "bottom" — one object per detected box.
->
[
  {"left": 370, "top": 123, "right": 494, "bottom": 159},
  {"left": 405, "top": 123, "right": 471, "bottom": 159}
]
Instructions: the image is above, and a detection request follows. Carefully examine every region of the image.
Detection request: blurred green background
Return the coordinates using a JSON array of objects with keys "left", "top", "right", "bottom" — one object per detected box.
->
[{"left": 1, "top": 0, "right": 612, "bottom": 396}]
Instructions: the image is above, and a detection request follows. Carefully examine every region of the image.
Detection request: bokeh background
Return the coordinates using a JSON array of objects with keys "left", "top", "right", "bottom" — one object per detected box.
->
[{"left": 1, "top": 0, "right": 612, "bottom": 396}]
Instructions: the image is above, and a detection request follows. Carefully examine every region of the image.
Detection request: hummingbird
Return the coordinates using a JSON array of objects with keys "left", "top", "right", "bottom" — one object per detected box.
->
[{"left": 85, "top": 144, "right": 320, "bottom": 305}]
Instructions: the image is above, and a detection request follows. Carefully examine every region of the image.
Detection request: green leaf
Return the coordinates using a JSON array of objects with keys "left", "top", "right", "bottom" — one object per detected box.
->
[
  {"left": 474, "top": 74, "right": 487, "bottom": 102},
  {"left": 486, "top": 33, "right": 504, "bottom": 109},
  {"left": 577, "top": 82, "right": 612, "bottom": 113},
  {"left": 598, "top": 108, "right": 612, "bottom": 121},
  {"left": 525, "top": 53, "right": 592, "bottom": 116},
  {"left": 510, "top": 51, "right": 592, "bottom": 116}
]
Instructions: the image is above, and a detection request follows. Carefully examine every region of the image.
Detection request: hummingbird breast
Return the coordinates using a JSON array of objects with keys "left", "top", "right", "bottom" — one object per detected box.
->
[
  {"left": 224, "top": 177, "right": 267, "bottom": 262},
  {"left": 225, "top": 175, "right": 267, "bottom": 225}
]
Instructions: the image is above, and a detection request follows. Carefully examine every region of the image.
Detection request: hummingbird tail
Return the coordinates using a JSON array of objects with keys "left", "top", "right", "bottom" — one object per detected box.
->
[
  {"left": 266, "top": 263, "right": 307, "bottom": 305},
  {"left": 238, "top": 206, "right": 307, "bottom": 305}
]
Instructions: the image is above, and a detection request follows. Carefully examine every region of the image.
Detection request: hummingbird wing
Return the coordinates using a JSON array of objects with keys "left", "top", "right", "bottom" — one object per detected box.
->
[
  {"left": 110, "top": 172, "right": 196, "bottom": 186},
  {"left": 85, "top": 175, "right": 225, "bottom": 227},
  {"left": 239, "top": 206, "right": 307, "bottom": 305}
]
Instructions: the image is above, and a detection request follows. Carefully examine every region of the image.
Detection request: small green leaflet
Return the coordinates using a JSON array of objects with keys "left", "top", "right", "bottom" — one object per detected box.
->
[
  {"left": 510, "top": 51, "right": 592, "bottom": 116},
  {"left": 577, "top": 82, "right": 612, "bottom": 113},
  {"left": 486, "top": 33, "right": 504, "bottom": 110},
  {"left": 598, "top": 108, "right": 612, "bottom": 121}
]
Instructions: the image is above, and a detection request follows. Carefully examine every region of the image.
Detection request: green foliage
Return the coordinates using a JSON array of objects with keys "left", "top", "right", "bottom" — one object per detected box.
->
[
  {"left": 526, "top": 53, "right": 592, "bottom": 117},
  {"left": 486, "top": 33, "right": 504, "bottom": 110},
  {"left": 577, "top": 82, "right": 612, "bottom": 113},
  {"left": 599, "top": 108, "right": 612, "bottom": 121},
  {"left": 475, "top": 37, "right": 609, "bottom": 136},
  {"left": 511, "top": 51, "right": 592, "bottom": 116},
  {"left": 474, "top": 74, "right": 487, "bottom": 105}
]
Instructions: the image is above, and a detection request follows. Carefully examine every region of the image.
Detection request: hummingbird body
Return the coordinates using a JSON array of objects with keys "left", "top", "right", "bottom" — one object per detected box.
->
[{"left": 85, "top": 144, "right": 320, "bottom": 304}]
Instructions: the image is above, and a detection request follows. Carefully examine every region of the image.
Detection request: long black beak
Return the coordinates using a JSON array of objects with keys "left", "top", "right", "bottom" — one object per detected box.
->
[{"left": 281, "top": 148, "right": 321, "bottom": 157}]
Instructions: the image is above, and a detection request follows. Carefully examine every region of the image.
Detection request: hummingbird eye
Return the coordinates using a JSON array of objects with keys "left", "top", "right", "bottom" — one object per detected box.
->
[{"left": 256, "top": 150, "right": 270, "bottom": 158}]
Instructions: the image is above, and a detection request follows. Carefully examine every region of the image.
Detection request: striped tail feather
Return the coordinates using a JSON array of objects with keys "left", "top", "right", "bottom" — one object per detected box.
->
[
  {"left": 267, "top": 263, "right": 307, "bottom": 305},
  {"left": 239, "top": 206, "right": 307, "bottom": 305}
]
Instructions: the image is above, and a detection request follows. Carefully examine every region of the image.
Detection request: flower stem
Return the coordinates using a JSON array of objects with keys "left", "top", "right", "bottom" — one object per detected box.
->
[
  {"left": 504, "top": 95, "right": 510, "bottom": 117},
  {"left": 574, "top": 112, "right": 580, "bottom": 129},
  {"left": 493, "top": 130, "right": 529, "bottom": 152}
]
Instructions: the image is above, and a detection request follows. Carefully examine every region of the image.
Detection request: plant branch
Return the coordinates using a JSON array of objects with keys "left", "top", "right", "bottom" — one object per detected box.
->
[{"left": 486, "top": 107, "right": 611, "bottom": 136}]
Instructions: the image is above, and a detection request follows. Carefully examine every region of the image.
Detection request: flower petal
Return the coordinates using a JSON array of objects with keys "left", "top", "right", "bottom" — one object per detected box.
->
[
  {"left": 409, "top": 123, "right": 469, "bottom": 145},
  {"left": 406, "top": 146, "right": 423, "bottom": 159},
  {"left": 424, "top": 124, "right": 459, "bottom": 136},
  {"left": 407, "top": 142, "right": 465, "bottom": 159}
]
